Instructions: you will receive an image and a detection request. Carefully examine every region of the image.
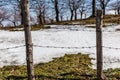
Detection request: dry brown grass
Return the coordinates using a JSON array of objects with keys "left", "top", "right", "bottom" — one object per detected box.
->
[
  {"left": 0, "top": 25, "right": 50, "bottom": 31},
  {"left": 50, "top": 15, "right": 120, "bottom": 25}
]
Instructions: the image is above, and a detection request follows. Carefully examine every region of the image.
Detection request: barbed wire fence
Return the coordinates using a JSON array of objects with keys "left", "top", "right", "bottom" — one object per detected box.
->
[
  {"left": 1, "top": 44, "right": 120, "bottom": 50},
  {"left": 1, "top": 43, "right": 120, "bottom": 61},
  {"left": 0, "top": 27, "right": 120, "bottom": 49},
  {"left": 0, "top": 11, "right": 120, "bottom": 79}
]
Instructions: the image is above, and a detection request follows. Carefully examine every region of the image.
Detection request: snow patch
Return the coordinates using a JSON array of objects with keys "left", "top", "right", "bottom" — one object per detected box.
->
[{"left": 0, "top": 25, "right": 120, "bottom": 69}]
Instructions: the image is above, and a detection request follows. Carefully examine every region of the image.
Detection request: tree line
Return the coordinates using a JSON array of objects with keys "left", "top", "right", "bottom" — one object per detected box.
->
[{"left": 0, "top": 0, "right": 120, "bottom": 26}]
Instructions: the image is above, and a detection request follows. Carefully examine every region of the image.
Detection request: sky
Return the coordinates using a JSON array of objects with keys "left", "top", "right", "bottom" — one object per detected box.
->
[{"left": 0, "top": 0, "right": 119, "bottom": 26}]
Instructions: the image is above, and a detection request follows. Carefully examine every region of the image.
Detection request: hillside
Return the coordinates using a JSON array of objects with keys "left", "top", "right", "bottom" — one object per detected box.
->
[
  {"left": 50, "top": 15, "right": 120, "bottom": 26},
  {"left": 0, "top": 15, "right": 119, "bottom": 31}
]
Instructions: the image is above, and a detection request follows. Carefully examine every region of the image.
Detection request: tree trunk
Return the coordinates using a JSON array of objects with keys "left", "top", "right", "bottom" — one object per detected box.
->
[
  {"left": 38, "top": 14, "right": 43, "bottom": 25},
  {"left": 54, "top": 0, "right": 59, "bottom": 22},
  {"left": 101, "top": 0, "right": 105, "bottom": 15},
  {"left": 74, "top": 9, "right": 77, "bottom": 20},
  {"left": 92, "top": 0, "right": 96, "bottom": 17},
  {"left": 60, "top": 16, "right": 63, "bottom": 21},
  {"left": 0, "top": 21, "right": 3, "bottom": 27},
  {"left": 103, "top": 6, "right": 105, "bottom": 15},
  {"left": 22, "top": 0, "right": 35, "bottom": 80},
  {"left": 117, "top": 8, "right": 120, "bottom": 15},
  {"left": 70, "top": 11, "right": 74, "bottom": 20},
  {"left": 20, "top": 1, "right": 24, "bottom": 25},
  {"left": 21, "top": 12, "right": 24, "bottom": 25},
  {"left": 13, "top": 22, "right": 16, "bottom": 27},
  {"left": 43, "top": 10, "right": 46, "bottom": 24},
  {"left": 80, "top": 12, "right": 83, "bottom": 19},
  {"left": 43, "top": 16, "right": 46, "bottom": 24}
]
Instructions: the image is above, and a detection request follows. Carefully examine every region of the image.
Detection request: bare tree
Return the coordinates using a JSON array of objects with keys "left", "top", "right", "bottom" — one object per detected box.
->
[
  {"left": 92, "top": 0, "right": 96, "bottom": 17},
  {"left": 59, "top": 0, "right": 67, "bottom": 21},
  {"left": 8, "top": 0, "right": 25, "bottom": 25},
  {"left": 0, "top": 8, "right": 10, "bottom": 27},
  {"left": 51, "top": 0, "right": 60, "bottom": 22},
  {"left": 99, "top": 0, "right": 111, "bottom": 15},
  {"left": 32, "top": 0, "right": 47, "bottom": 25},
  {"left": 79, "top": 1, "right": 85, "bottom": 19},
  {"left": 7, "top": 7, "right": 21, "bottom": 27},
  {"left": 109, "top": 0, "right": 120, "bottom": 15},
  {"left": 0, "top": 0, "right": 9, "bottom": 7},
  {"left": 21, "top": 0, "right": 35, "bottom": 80},
  {"left": 67, "top": 0, "right": 83, "bottom": 20},
  {"left": 0, "top": 0, "right": 11, "bottom": 27},
  {"left": 79, "top": 0, "right": 91, "bottom": 19}
]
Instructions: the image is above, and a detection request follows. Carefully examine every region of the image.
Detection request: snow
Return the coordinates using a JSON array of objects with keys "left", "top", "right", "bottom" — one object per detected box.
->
[{"left": 0, "top": 25, "right": 120, "bottom": 69}]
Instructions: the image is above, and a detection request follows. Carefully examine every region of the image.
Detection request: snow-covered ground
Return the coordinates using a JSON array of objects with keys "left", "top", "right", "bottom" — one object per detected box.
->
[{"left": 0, "top": 25, "right": 120, "bottom": 69}]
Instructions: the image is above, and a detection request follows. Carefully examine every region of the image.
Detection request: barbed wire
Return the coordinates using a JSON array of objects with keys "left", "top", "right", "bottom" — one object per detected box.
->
[
  {"left": 0, "top": 45, "right": 120, "bottom": 64},
  {"left": 104, "top": 61, "right": 120, "bottom": 63},
  {"left": 1, "top": 44, "right": 120, "bottom": 51},
  {"left": 0, "top": 45, "right": 25, "bottom": 50},
  {"left": 93, "top": 61, "right": 120, "bottom": 65},
  {"left": 33, "top": 44, "right": 120, "bottom": 50},
  {"left": 92, "top": 58, "right": 120, "bottom": 64},
  {"left": 103, "top": 46, "right": 120, "bottom": 50},
  {"left": 33, "top": 45, "right": 96, "bottom": 49}
]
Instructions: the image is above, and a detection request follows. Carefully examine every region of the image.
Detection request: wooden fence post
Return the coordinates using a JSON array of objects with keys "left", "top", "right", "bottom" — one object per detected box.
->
[
  {"left": 22, "top": 0, "right": 35, "bottom": 80},
  {"left": 96, "top": 10, "right": 104, "bottom": 80}
]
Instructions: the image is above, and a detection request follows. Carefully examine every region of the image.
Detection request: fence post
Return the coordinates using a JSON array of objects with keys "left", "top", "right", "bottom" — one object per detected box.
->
[
  {"left": 96, "top": 10, "right": 104, "bottom": 80},
  {"left": 22, "top": 0, "right": 35, "bottom": 80}
]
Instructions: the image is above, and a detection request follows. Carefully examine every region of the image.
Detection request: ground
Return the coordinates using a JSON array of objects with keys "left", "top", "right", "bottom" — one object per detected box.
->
[{"left": 0, "top": 15, "right": 120, "bottom": 79}]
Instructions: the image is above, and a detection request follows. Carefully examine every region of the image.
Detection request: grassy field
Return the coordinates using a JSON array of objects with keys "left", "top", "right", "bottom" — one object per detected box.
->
[
  {"left": 50, "top": 15, "right": 120, "bottom": 25},
  {"left": 0, "top": 53, "right": 120, "bottom": 80}
]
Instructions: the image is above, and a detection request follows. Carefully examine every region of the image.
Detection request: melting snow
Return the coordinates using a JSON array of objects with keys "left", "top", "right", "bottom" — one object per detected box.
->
[{"left": 0, "top": 25, "right": 120, "bottom": 69}]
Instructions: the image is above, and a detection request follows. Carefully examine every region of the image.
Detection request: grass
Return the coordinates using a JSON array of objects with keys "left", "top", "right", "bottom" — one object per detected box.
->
[
  {"left": 0, "top": 53, "right": 120, "bottom": 80},
  {"left": 49, "top": 15, "right": 120, "bottom": 27},
  {"left": 0, "top": 25, "right": 50, "bottom": 31},
  {"left": 0, "top": 53, "right": 96, "bottom": 80},
  {"left": 31, "top": 25, "right": 50, "bottom": 31}
]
